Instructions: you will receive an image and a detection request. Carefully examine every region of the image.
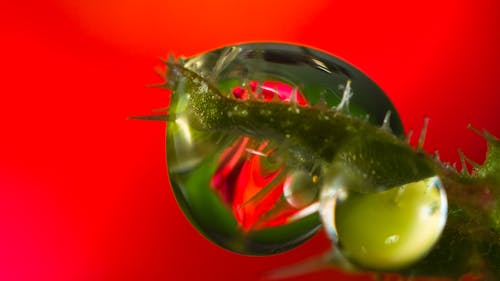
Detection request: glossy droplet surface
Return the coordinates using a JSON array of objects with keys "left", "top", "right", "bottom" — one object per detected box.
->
[
  {"left": 321, "top": 174, "right": 447, "bottom": 270},
  {"left": 167, "top": 43, "right": 404, "bottom": 255}
]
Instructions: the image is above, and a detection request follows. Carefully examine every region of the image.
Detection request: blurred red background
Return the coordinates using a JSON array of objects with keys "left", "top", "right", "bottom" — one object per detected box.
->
[{"left": 1, "top": 0, "right": 498, "bottom": 280}]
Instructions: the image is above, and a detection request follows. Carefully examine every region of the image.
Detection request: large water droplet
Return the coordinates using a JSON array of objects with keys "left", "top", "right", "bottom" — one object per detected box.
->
[{"left": 167, "top": 42, "right": 404, "bottom": 255}]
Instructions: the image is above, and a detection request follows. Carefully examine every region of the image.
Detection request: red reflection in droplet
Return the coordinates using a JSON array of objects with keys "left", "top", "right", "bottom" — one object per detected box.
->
[
  {"left": 214, "top": 81, "right": 309, "bottom": 231},
  {"left": 232, "top": 80, "right": 308, "bottom": 105}
]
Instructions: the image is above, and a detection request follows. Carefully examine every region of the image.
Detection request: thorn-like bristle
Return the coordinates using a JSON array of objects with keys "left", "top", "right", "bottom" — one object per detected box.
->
[
  {"left": 159, "top": 54, "right": 176, "bottom": 67},
  {"left": 433, "top": 150, "right": 441, "bottom": 161},
  {"left": 253, "top": 80, "right": 263, "bottom": 100},
  {"left": 417, "top": 117, "right": 430, "bottom": 150},
  {"left": 128, "top": 114, "right": 169, "bottom": 121},
  {"left": 467, "top": 159, "right": 481, "bottom": 171},
  {"left": 168, "top": 54, "right": 176, "bottom": 64},
  {"left": 152, "top": 107, "right": 169, "bottom": 113},
  {"left": 271, "top": 85, "right": 282, "bottom": 103},
  {"left": 458, "top": 148, "right": 482, "bottom": 171},
  {"left": 166, "top": 62, "right": 184, "bottom": 88},
  {"left": 290, "top": 86, "right": 299, "bottom": 107},
  {"left": 468, "top": 124, "right": 497, "bottom": 141},
  {"left": 381, "top": 110, "right": 392, "bottom": 132},
  {"left": 336, "top": 80, "right": 353, "bottom": 112},
  {"left": 245, "top": 148, "right": 268, "bottom": 157},
  {"left": 458, "top": 149, "right": 469, "bottom": 174},
  {"left": 406, "top": 130, "right": 414, "bottom": 145}
]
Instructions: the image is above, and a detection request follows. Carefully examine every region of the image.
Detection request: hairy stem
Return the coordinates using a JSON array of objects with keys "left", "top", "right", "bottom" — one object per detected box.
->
[{"left": 167, "top": 61, "right": 499, "bottom": 280}]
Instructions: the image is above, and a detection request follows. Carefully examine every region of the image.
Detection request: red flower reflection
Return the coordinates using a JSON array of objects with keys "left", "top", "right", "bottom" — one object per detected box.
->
[{"left": 211, "top": 81, "right": 309, "bottom": 231}]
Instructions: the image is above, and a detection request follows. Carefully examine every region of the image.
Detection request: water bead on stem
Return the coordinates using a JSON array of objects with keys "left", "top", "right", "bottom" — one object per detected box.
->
[
  {"left": 321, "top": 168, "right": 447, "bottom": 271},
  {"left": 155, "top": 43, "right": 499, "bottom": 279},
  {"left": 166, "top": 43, "right": 404, "bottom": 255}
]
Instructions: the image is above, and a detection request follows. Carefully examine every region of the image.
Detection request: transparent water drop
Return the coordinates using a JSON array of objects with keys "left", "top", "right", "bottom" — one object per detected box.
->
[
  {"left": 167, "top": 42, "right": 404, "bottom": 255},
  {"left": 320, "top": 166, "right": 447, "bottom": 271},
  {"left": 283, "top": 171, "right": 320, "bottom": 209}
]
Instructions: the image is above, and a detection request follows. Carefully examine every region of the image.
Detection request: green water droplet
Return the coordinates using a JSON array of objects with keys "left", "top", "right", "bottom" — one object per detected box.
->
[{"left": 322, "top": 174, "right": 447, "bottom": 270}]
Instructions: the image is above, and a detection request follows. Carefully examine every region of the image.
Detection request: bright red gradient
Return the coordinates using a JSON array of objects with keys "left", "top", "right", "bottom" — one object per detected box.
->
[{"left": 0, "top": 1, "right": 498, "bottom": 281}]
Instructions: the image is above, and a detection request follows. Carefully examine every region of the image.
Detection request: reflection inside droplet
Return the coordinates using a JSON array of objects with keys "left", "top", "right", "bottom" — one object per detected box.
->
[{"left": 167, "top": 42, "right": 405, "bottom": 255}]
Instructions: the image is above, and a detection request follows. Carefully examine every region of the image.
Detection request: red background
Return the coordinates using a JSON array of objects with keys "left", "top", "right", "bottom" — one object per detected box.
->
[{"left": 1, "top": 1, "right": 499, "bottom": 280}]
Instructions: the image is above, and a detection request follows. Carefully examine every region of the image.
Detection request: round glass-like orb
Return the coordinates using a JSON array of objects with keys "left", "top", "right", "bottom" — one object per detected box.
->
[
  {"left": 320, "top": 170, "right": 448, "bottom": 270},
  {"left": 167, "top": 42, "right": 404, "bottom": 255}
]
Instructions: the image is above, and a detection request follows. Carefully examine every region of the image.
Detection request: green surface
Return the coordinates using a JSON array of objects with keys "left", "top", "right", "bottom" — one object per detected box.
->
[{"left": 335, "top": 177, "right": 446, "bottom": 270}]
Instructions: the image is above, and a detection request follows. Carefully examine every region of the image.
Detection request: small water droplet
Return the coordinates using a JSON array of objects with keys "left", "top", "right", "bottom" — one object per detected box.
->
[
  {"left": 321, "top": 172, "right": 447, "bottom": 270},
  {"left": 283, "top": 170, "right": 320, "bottom": 209}
]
